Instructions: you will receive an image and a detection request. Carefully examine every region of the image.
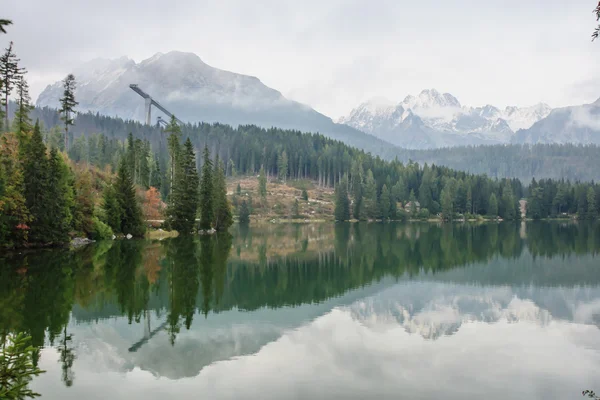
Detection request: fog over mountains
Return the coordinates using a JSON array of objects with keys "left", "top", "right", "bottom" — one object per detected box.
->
[
  {"left": 35, "top": 51, "right": 392, "bottom": 155},
  {"left": 36, "top": 51, "right": 600, "bottom": 150}
]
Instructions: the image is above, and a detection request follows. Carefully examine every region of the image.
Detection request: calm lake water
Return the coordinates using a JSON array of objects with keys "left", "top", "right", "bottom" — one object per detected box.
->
[{"left": 2, "top": 222, "right": 600, "bottom": 399}]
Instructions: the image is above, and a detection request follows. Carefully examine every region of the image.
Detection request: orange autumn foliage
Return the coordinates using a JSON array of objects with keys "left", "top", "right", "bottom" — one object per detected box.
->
[{"left": 142, "top": 186, "right": 165, "bottom": 222}]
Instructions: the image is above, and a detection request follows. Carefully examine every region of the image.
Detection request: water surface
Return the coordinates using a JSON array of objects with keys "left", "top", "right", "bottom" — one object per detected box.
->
[{"left": 1, "top": 222, "right": 600, "bottom": 399}]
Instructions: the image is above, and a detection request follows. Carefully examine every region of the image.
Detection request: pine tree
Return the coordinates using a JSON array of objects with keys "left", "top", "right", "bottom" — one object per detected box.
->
[
  {"left": 302, "top": 188, "right": 308, "bottom": 201},
  {"left": 236, "top": 183, "right": 242, "bottom": 195},
  {"left": 500, "top": 181, "right": 516, "bottom": 220},
  {"left": 334, "top": 175, "right": 350, "bottom": 221},
  {"left": 199, "top": 145, "right": 214, "bottom": 230},
  {"left": 22, "top": 121, "right": 49, "bottom": 242},
  {"left": 167, "top": 138, "right": 199, "bottom": 234},
  {"left": 277, "top": 150, "right": 288, "bottom": 182},
  {"left": 380, "top": 184, "right": 391, "bottom": 220},
  {"left": 46, "top": 148, "right": 73, "bottom": 243},
  {"left": 527, "top": 187, "right": 544, "bottom": 220},
  {"left": 258, "top": 166, "right": 267, "bottom": 200},
  {"left": 213, "top": 157, "right": 233, "bottom": 231},
  {"left": 488, "top": 193, "right": 498, "bottom": 218},
  {"left": 0, "top": 41, "right": 25, "bottom": 130},
  {"left": 58, "top": 74, "right": 78, "bottom": 150},
  {"left": 115, "top": 159, "right": 145, "bottom": 237},
  {"left": 466, "top": 186, "right": 473, "bottom": 214},
  {"left": 12, "top": 75, "right": 33, "bottom": 136},
  {"left": 150, "top": 155, "right": 162, "bottom": 190},
  {"left": 165, "top": 115, "right": 181, "bottom": 195},
  {"left": 363, "top": 169, "right": 377, "bottom": 218},
  {"left": 409, "top": 190, "right": 417, "bottom": 216},
  {"left": 587, "top": 187, "right": 597, "bottom": 220},
  {"left": 292, "top": 198, "right": 300, "bottom": 218},
  {"left": 238, "top": 200, "right": 250, "bottom": 224},
  {"left": 102, "top": 184, "right": 122, "bottom": 233},
  {"left": 440, "top": 186, "right": 453, "bottom": 221}
]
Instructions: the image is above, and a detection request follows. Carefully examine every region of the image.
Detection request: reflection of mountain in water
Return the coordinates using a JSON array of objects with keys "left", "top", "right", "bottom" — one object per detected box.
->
[
  {"left": 350, "top": 282, "right": 600, "bottom": 340},
  {"left": 2, "top": 221, "right": 600, "bottom": 381}
]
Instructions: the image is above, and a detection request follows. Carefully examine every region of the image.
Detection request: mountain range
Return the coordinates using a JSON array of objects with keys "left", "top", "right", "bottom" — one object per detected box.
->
[
  {"left": 36, "top": 52, "right": 600, "bottom": 150},
  {"left": 35, "top": 51, "right": 393, "bottom": 156}
]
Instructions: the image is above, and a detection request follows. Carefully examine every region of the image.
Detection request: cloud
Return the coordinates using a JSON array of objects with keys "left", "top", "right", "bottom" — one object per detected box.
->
[
  {"left": 3, "top": 0, "right": 599, "bottom": 119},
  {"left": 569, "top": 105, "right": 600, "bottom": 131}
]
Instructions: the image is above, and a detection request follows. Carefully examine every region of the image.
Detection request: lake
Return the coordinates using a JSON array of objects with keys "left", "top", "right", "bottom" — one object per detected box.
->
[{"left": 1, "top": 222, "right": 600, "bottom": 399}]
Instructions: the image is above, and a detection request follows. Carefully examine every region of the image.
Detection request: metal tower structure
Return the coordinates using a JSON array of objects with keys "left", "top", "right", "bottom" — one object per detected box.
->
[{"left": 129, "top": 84, "right": 183, "bottom": 125}]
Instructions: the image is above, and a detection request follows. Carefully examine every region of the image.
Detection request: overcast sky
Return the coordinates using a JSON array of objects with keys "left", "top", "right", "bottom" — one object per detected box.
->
[{"left": 3, "top": 0, "right": 600, "bottom": 118}]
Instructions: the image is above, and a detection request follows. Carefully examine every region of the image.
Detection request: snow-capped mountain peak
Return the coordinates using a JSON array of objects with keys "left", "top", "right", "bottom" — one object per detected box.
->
[{"left": 340, "top": 89, "right": 553, "bottom": 149}]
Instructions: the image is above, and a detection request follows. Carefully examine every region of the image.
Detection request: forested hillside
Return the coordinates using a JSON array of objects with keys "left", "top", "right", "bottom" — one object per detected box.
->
[
  {"left": 17, "top": 104, "right": 600, "bottom": 183},
  {"left": 395, "top": 144, "right": 600, "bottom": 182}
]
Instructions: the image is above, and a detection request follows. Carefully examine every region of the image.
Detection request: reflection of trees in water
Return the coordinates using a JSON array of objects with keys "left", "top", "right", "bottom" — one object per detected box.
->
[{"left": 0, "top": 222, "right": 600, "bottom": 389}]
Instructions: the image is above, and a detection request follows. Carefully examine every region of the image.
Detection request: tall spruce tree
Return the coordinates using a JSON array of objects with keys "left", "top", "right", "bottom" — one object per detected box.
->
[
  {"left": 258, "top": 166, "right": 267, "bottom": 200},
  {"left": 102, "top": 184, "right": 122, "bottom": 233},
  {"left": 23, "top": 121, "right": 49, "bottom": 242},
  {"left": 334, "top": 175, "right": 350, "bottom": 221},
  {"left": 380, "top": 184, "right": 391, "bottom": 220},
  {"left": 488, "top": 193, "right": 499, "bottom": 218},
  {"left": 213, "top": 157, "right": 233, "bottom": 231},
  {"left": 199, "top": 144, "right": 214, "bottom": 230},
  {"left": 13, "top": 75, "right": 33, "bottom": 136},
  {"left": 587, "top": 187, "right": 597, "bottom": 220},
  {"left": 165, "top": 115, "right": 181, "bottom": 195},
  {"left": 58, "top": 74, "right": 78, "bottom": 150},
  {"left": 115, "top": 159, "right": 145, "bottom": 237},
  {"left": 277, "top": 150, "right": 288, "bottom": 182},
  {"left": 167, "top": 138, "right": 199, "bottom": 234},
  {"left": 238, "top": 200, "right": 250, "bottom": 224},
  {"left": 0, "top": 41, "right": 25, "bottom": 130},
  {"left": 45, "top": 148, "right": 73, "bottom": 243}
]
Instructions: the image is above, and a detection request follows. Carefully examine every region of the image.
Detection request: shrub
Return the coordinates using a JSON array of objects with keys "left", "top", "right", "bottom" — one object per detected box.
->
[{"left": 90, "top": 216, "right": 114, "bottom": 240}]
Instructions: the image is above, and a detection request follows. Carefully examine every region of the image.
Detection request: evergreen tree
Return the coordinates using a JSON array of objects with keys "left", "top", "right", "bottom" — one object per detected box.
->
[
  {"left": 199, "top": 145, "right": 214, "bottom": 230},
  {"left": 22, "top": 122, "right": 49, "bottom": 242},
  {"left": 334, "top": 175, "right": 350, "bottom": 221},
  {"left": 0, "top": 41, "right": 25, "bottom": 130},
  {"left": 488, "top": 193, "right": 498, "bottom": 218},
  {"left": 363, "top": 169, "right": 377, "bottom": 218},
  {"left": 277, "top": 150, "right": 288, "bottom": 182},
  {"left": 587, "top": 187, "right": 597, "bottom": 220},
  {"left": 441, "top": 185, "right": 454, "bottom": 221},
  {"left": 45, "top": 148, "right": 73, "bottom": 243},
  {"left": 302, "top": 188, "right": 308, "bottom": 201},
  {"left": 167, "top": 138, "right": 199, "bottom": 234},
  {"left": 150, "top": 155, "right": 162, "bottom": 190},
  {"left": 236, "top": 183, "right": 242, "bottom": 195},
  {"left": 102, "top": 184, "right": 122, "bottom": 233},
  {"left": 466, "top": 185, "right": 473, "bottom": 214},
  {"left": 500, "top": 181, "right": 516, "bottom": 220},
  {"left": 238, "top": 200, "right": 250, "bottom": 224},
  {"left": 114, "top": 159, "right": 145, "bottom": 237},
  {"left": 409, "top": 190, "right": 417, "bottom": 216},
  {"left": 58, "top": 74, "right": 78, "bottom": 150},
  {"left": 258, "top": 166, "right": 267, "bottom": 200},
  {"left": 213, "top": 157, "right": 233, "bottom": 231},
  {"left": 165, "top": 115, "right": 181, "bottom": 195},
  {"left": 380, "top": 184, "right": 391, "bottom": 220},
  {"left": 292, "top": 198, "right": 300, "bottom": 218},
  {"left": 13, "top": 75, "right": 33, "bottom": 136},
  {"left": 527, "top": 187, "right": 544, "bottom": 220}
]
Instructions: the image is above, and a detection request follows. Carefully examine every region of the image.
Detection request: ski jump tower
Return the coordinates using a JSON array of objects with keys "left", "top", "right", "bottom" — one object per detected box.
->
[{"left": 129, "top": 84, "right": 183, "bottom": 125}]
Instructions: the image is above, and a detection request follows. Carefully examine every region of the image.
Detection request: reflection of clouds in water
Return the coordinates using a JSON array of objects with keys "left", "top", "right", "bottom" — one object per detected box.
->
[
  {"left": 349, "top": 282, "right": 600, "bottom": 339},
  {"left": 34, "top": 304, "right": 600, "bottom": 400}
]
